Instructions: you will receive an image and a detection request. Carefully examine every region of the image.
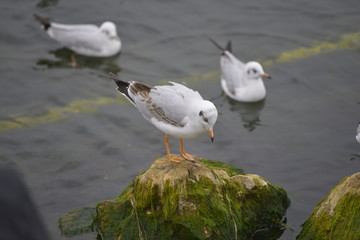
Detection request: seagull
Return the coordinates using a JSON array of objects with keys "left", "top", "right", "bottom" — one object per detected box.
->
[
  {"left": 209, "top": 38, "right": 271, "bottom": 102},
  {"left": 356, "top": 122, "right": 360, "bottom": 144},
  {"left": 34, "top": 14, "right": 121, "bottom": 60},
  {"left": 107, "top": 73, "right": 218, "bottom": 163}
]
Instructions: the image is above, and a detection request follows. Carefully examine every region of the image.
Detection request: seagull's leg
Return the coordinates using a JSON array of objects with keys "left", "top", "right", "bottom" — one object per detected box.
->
[
  {"left": 70, "top": 53, "right": 78, "bottom": 68},
  {"left": 179, "top": 138, "right": 196, "bottom": 161},
  {"left": 164, "top": 135, "right": 182, "bottom": 163},
  {"left": 164, "top": 134, "right": 171, "bottom": 158}
]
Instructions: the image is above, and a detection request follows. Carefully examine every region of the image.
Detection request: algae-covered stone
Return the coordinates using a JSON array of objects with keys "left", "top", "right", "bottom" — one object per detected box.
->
[
  {"left": 297, "top": 172, "right": 360, "bottom": 240},
  {"left": 59, "top": 206, "right": 96, "bottom": 237},
  {"left": 95, "top": 157, "right": 290, "bottom": 240}
]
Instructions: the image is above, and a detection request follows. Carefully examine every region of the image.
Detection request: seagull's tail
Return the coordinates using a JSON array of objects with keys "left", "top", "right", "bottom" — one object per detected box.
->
[
  {"left": 33, "top": 14, "right": 51, "bottom": 31},
  {"left": 209, "top": 38, "right": 232, "bottom": 53}
]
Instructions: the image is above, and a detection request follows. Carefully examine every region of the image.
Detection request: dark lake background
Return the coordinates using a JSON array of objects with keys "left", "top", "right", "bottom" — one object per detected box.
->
[{"left": 0, "top": 0, "right": 360, "bottom": 239}]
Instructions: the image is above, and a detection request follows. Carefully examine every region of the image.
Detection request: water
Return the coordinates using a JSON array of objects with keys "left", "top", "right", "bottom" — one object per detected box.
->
[{"left": 1, "top": 0, "right": 360, "bottom": 239}]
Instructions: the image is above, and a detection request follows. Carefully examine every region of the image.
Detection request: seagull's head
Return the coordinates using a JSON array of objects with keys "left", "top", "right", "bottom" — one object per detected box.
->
[
  {"left": 100, "top": 21, "right": 119, "bottom": 39},
  {"left": 197, "top": 100, "right": 218, "bottom": 142},
  {"left": 245, "top": 61, "right": 271, "bottom": 80}
]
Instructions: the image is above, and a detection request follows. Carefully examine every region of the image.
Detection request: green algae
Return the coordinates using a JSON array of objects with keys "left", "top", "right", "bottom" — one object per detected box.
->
[
  {"left": 297, "top": 172, "right": 360, "bottom": 240},
  {"left": 199, "top": 159, "right": 244, "bottom": 176},
  {"left": 0, "top": 95, "right": 127, "bottom": 132},
  {"left": 94, "top": 157, "right": 290, "bottom": 240},
  {"left": 262, "top": 32, "right": 360, "bottom": 68}
]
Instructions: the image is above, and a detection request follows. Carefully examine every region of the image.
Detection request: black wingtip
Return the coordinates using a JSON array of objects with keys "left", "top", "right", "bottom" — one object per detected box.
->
[
  {"left": 33, "top": 14, "right": 51, "bottom": 31},
  {"left": 114, "top": 79, "right": 125, "bottom": 88},
  {"left": 101, "top": 73, "right": 135, "bottom": 103},
  {"left": 209, "top": 38, "right": 233, "bottom": 54},
  {"left": 100, "top": 72, "right": 129, "bottom": 88},
  {"left": 209, "top": 38, "right": 225, "bottom": 52},
  {"left": 225, "top": 40, "right": 232, "bottom": 53}
]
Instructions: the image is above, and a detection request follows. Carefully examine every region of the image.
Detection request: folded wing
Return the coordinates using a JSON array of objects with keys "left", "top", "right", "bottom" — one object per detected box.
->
[
  {"left": 132, "top": 82, "right": 202, "bottom": 127},
  {"left": 48, "top": 22, "right": 105, "bottom": 54},
  {"left": 221, "top": 51, "right": 246, "bottom": 91}
]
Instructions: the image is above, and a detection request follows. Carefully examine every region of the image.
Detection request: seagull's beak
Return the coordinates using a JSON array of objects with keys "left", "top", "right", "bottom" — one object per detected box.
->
[
  {"left": 111, "top": 35, "right": 119, "bottom": 40},
  {"left": 261, "top": 73, "right": 272, "bottom": 79},
  {"left": 208, "top": 129, "right": 215, "bottom": 143}
]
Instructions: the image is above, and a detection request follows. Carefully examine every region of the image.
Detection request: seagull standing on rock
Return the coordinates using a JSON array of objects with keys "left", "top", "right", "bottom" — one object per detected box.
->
[
  {"left": 34, "top": 14, "right": 121, "bottom": 67},
  {"left": 210, "top": 38, "right": 271, "bottom": 102},
  {"left": 107, "top": 73, "right": 218, "bottom": 163}
]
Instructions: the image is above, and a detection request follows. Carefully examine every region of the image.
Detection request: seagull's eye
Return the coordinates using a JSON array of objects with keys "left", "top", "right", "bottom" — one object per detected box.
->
[
  {"left": 199, "top": 111, "right": 203, "bottom": 116},
  {"left": 252, "top": 69, "right": 257, "bottom": 74},
  {"left": 102, "top": 30, "right": 110, "bottom": 35},
  {"left": 203, "top": 117, "right": 209, "bottom": 123}
]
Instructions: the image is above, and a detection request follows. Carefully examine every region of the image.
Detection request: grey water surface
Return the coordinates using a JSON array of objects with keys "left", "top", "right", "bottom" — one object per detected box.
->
[{"left": 1, "top": 0, "right": 360, "bottom": 239}]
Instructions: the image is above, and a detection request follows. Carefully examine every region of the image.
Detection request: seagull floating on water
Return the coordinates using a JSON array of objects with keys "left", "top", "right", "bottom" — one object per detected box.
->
[
  {"left": 210, "top": 38, "right": 271, "bottom": 102},
  {"left": 107, "top": 73, "right": 218, "bottom": 163},
  {"left": 356, "top": 122, "right": 360, "bottom": 144},
  {"left": 34, "top": 14, "right": 121, "bottom": 58}
]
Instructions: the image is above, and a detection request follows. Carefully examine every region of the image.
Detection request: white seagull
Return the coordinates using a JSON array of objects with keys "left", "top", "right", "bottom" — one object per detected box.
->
[
  {"left": 210, "top": 38, "right": 271, "bottom": 102},
  {"left": 356, "top": 122, "right": 360, "bottom": 144},
  {"left": 34, "top": 14, "right": 121, "bottom": 58},
  {"left": 108, "top": 73, "right": 218, "bottom": 163}
]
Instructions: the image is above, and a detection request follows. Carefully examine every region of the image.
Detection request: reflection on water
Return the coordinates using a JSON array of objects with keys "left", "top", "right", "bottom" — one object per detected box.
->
[
  {"left": 35, "top": 48, "right": 122, "bottom": 73},
  {"left": 226, "top": 96, "right": 265, "bottom": 132},
  {"left": 36, "top": 0, "right": 58, "bottom": 8},
  {"left": 350, "top": 153, "right": 360, "bottom": 161}
]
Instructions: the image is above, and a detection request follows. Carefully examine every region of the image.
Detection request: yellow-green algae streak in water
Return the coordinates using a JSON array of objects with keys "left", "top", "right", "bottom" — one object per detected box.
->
[
  {"left": 0, "top": 32, "right": 359, "bottom": 133},
  {"left": 0, "top": 96, "right": 127, "bottom": 132},
  {"left": 262, "top": 32, "right": 360, "bottom": 67}
]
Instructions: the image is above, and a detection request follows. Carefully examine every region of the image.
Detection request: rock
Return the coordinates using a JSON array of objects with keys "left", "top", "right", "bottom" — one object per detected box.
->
[
  {"left": 58, "top": 206, "right": 96, "bottom": 237},
  {"left": 94, "top": 157, "right": 290, "bottom": 240},
  {"left": 297, "top": 172, "right": 360, "bottom": 240}
]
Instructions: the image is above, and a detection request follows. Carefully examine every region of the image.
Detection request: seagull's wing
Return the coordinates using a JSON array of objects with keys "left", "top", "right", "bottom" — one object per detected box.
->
[
  {"left": 130, "top": 82, "right": 202, "bottom": 126},
  {"left": 221, "top": 51, "right": 246, "bottom": 90},
  {"left": 166, "top": 82, "right": 203, "bottom": 103},
  {"left": 47, "top": 22, "right": 106, "bottom": 55}
]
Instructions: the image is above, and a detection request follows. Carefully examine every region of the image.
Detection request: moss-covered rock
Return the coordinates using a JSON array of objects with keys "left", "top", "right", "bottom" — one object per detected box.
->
[
  {"left": 59, "top": 206, "right": 96, "bottom": 237},
  {"left": 297, "top": 172, "right": 360, "bottom": 240},
  {"left": 94, "top": 157, "right": 290, "bottom": 240}
]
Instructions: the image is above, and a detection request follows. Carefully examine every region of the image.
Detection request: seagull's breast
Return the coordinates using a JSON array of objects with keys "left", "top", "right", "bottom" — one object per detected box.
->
[{"left": 234, "top": 80, "right": 266, "bottom": 102}]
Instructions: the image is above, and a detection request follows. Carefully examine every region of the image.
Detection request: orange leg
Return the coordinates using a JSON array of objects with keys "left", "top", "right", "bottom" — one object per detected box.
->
[
  {"left": 70, "top": 53, "right": 78, "bottom": 68},
  {"left": 179, "top": 138, "right": 196, "bottom": 160},
  {"left": 164, "top": 135, "right": 182, "bottom": 163}
]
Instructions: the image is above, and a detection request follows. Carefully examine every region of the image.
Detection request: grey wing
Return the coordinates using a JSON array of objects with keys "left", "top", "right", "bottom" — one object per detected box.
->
[
  {"left": 220, "top": 51, "right": 245, "bottom": 89},
  {"left": 167, "top": 82, "right": 203, "bottom": 103},
  {"left": 133, "top": 82, "right": 200, "bottom": 126},
  {"left": 48, "top": 23, "right": 105, "bottom": 54}
]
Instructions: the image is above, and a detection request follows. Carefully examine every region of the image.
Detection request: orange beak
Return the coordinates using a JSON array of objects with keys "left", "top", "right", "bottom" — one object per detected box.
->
[
  {"left": 208, "top": 129, "right": 214, "bottom": 142},
  {"left": 261, "top": 73, "right": 271, "bottom": 79},
  {"left": 111, "top": 35, "right": 119, "bottom": 40}
]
